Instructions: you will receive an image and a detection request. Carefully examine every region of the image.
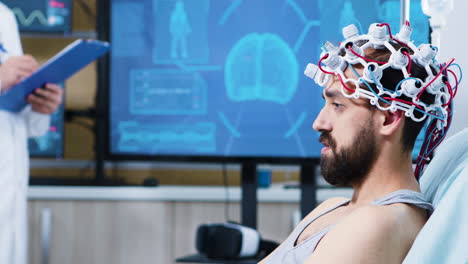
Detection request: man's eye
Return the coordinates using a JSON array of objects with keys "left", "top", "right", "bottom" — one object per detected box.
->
[{"left": 332, "top": 103, "right": 343, "bottom": 109}]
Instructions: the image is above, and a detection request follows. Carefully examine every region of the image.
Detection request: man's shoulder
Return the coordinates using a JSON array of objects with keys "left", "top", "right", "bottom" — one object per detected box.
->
[
  {"left": 345, "top": 204, "right": 413, "bottom": 232},
  {"left": 348, "top": 204, "right": 426, "bottom": 249},
  {"left": 347, "top": 203, "right": 426, "bottom": 232},
  {"left": 305, "top": 197, "right": 426, "bottom": 232},
  {"left": 339, "top": 203, "right": 426, "bottom": 242},
  {"left": 305, "top": 203, "right": 426, "bottom": 263}
]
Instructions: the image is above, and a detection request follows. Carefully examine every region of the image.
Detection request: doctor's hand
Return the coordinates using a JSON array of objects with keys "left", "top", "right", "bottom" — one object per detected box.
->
[
  {"left": 27, "top": 83, "right": 63, "bottom": 114},
  {"left": 0, "top": 55, "right": 38, "bottom": 92}
]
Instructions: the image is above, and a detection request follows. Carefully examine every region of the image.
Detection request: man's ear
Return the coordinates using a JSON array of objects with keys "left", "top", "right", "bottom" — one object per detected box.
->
[{"left": 377, "top": 109, "right": 404, "bottom": 136}]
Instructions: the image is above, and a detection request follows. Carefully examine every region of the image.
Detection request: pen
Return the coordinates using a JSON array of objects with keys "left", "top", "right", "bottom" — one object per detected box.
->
[
  {"left": 0, "top": 43, "right": 10, "bottom": 64},
  {"left": 0, "top": 43, "right": 6, "bottom": 94}
]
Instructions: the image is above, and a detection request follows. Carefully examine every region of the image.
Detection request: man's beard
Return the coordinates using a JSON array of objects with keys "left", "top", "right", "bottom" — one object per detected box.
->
[{"left": 319, "top": 123, "right": 378, "bottom": 187}]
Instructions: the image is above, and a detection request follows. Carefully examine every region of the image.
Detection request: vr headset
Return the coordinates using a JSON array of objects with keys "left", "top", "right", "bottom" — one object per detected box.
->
[{"left": 196, "top": 222, "right": 278, "bottom": 260}]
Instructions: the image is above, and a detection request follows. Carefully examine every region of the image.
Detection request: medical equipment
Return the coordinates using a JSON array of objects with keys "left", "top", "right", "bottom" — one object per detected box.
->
[
  {"left": 196, "top": 222, "right": 278, "bottom": 259},
  {"left": 304, "top": 22, "right": 462, "bottom": 180}
]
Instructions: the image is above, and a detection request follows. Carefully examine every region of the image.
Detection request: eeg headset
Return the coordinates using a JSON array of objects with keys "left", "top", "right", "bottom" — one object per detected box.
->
[{"left": 304, "top": 22, "right": 462, "bottom": 180}]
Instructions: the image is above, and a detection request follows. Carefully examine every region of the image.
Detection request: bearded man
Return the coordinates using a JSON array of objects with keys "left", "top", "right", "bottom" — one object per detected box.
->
[{"left": 260, "top": 22, "right": 458, "bottom": 264}]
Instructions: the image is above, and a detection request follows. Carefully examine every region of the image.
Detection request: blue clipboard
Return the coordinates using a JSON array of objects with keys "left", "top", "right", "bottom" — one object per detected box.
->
[{"left": 0, "top": 39, "right": 110, "bottom": 112}]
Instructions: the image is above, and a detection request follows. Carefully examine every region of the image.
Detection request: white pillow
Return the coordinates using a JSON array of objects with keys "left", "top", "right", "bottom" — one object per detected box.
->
[
  {"left": 419, "top": 127, "right": 468, "bottom": 206},
  {"left": 403, "top": 128, "right": 468, "bottom": 263}
]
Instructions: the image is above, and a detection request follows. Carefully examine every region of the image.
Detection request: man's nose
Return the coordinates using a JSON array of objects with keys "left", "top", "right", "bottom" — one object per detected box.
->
[{"left": 313, "top": 109, "right": 332, "bottom": 132}]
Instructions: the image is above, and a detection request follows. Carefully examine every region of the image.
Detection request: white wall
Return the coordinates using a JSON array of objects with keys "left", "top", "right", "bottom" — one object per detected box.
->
[{"left": 439, "top": 0, "right": 468, "bottom": 138}]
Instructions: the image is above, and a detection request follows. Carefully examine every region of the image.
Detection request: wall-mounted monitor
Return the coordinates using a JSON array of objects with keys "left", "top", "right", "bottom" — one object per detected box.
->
[
  {"left": 106, "top": 0, "right": 429, "bottom": 162},
  {"left": 2, "top": 0, "right": 72, "bottom": 33}
]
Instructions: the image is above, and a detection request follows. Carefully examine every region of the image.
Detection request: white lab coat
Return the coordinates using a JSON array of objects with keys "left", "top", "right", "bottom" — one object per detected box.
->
[{"left": 0, "top": 3, "right": 51, "bottom": 264}]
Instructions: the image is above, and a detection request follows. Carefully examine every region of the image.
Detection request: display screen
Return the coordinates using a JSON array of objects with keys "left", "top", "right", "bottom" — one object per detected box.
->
[
  {"left": 2, "top": 0, "right": 72, "bottom": 33},
  {"left": 28, "top": 102, "right": 65, "bottom": 158},
  {"left": 109, "top": 0, "right": 429, "bottom": 160}
]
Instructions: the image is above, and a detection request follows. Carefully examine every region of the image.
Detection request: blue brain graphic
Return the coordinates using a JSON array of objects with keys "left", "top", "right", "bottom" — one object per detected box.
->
[{"left": 225, "top": 33, "right": 298, "bottom": 104}]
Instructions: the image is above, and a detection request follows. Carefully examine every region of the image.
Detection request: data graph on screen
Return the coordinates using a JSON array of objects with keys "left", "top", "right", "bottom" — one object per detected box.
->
[
  {"left": 118, "top": 121, "right": 216, "bottom": 153},
  {"left": 109, "top": 0, "right": 429, "bottom": 160},
  {"left": 3, "top": 0, "right": 72, "bottom": 33}
]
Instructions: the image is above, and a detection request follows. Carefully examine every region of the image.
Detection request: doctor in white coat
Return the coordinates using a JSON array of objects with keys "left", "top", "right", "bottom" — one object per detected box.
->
[{"left": 0, "top": 3, "right": 63, "bottom": 264}]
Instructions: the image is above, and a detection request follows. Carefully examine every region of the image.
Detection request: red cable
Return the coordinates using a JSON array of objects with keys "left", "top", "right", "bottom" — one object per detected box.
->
[
  {"left": 416, "top": 135, "right": 431, "bottom": 178},
  {"left": 443, "top": 81, "right": 453, "bottom": 107},
  {"left": 416, "top": 58, "right": 455, "bottom": 101},
  {"left": 414, "top": 71, "right": 454, "bottom": 179},
  {"left": 447, "top": 106, "right": 453, "bottom": 128},
  {"left": 318, "top": 53, "right": 358, "bottom": 94},
  {"left": 418, "top": 119, "right": 437, "bottom": 153},
  {"left": 402, "top": 51, "right": 412, "bottom": 76},
  {"left": 317, "top": 54, "right": 355, "bottom": 94},
  {"left": 428, "top": 133, "right": 443, "bottom": 153},
  {"left": 447, "top": 69, "right": 459, "bottom": 97},
  {"left": 378, "top": 23, "right": 409, "bottom": 47},
  {"left": 337, "top": 74, "right": 356, "bottom": 93},
  {"left": 392, "top": 37, "right": 409, "bottom": 47},
  {"left": 348, "top": 46, "right": 387, "bottom": 65},
  {"left": 417, "top": 104, "right": 453, "bottom": 179},
  {"left": 318, "top": 54, "right": 335, "bottom": 75},
  {"left": 415, "top": 120, "right": 438, "bottom": 179},
  {"left": 378, "top": 23, "right": 393, "bottom": 36}
]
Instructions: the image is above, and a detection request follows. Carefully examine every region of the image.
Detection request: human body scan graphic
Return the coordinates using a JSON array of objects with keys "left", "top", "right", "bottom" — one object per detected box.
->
[
  {"left": 170, "top": 0, "right": 191, "bottom": 59},
  {"left": 319, "top": 0, "right": 379, "bottom": 44}
]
